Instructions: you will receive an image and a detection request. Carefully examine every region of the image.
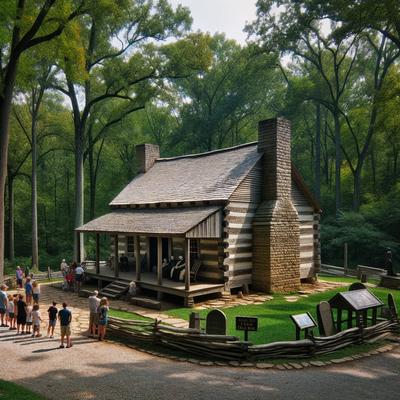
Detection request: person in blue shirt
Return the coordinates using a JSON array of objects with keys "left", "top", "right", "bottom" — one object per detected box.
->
[
  {"left": 0, "top": 284, "right": 8, "bottom": 327},
  {"left": 58, "top": 302, "right": 72, "bottom": 348}
]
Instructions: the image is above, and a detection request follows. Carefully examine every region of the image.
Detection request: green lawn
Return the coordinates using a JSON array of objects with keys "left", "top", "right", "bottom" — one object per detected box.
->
[
  {"left": 108, "top": 308, "right": 152, "bottom": 321},
  {"left": 0, "top": 380, "right": 45, "bottom": 400},
  {"left": 165, "top": 278, "right": 400, "bottom": 345}
]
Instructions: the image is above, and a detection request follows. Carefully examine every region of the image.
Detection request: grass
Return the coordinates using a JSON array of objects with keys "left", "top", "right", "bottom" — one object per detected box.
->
[
  {"left": 165, "top": 278, "right": 400, "bottom": 345},
  {"left": 0, "top": 380, "right": 46, "bottom": 400},
  {"left": 108, "top": 308, "right": 152, "bottom": 321}
]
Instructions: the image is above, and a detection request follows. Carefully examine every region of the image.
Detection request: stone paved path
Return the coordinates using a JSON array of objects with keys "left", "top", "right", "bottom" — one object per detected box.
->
[{"left": 0, "top": 324, "right": 399, "bottom": 400}]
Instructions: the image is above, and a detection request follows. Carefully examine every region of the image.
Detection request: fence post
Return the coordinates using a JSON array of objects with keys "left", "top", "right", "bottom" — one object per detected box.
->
[
  {"left": 47, "top": 266, "right": 51, "bottom": 280},
  {"left": 344, "top": 243, "right": 348, "bottom": 276}
]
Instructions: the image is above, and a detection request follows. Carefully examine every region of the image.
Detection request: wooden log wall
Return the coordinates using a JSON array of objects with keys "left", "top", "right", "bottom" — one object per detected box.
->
[
  {"left": 110, "top": 235, "right": 128, "bottom": 268},
  {"left": 197, "top": 239, "right": 224, "bottom": 283},
  {"left": 291, "top": 182, "right": 318, "bottom": 279},
  {"left": 224, "top": 163, "right": 263, "bottom": 289}
]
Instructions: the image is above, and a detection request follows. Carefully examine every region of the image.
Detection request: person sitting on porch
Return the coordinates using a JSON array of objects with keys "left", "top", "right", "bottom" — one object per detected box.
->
[
  {"left": 161, "top": 258, "right": 169, "bottom": 278},
  {"left": 171, "top": 256, "right": 185, "bottom": 282},
  {"left": 162, "top": 256, "right": 175, "bottom": 279},
  {"left": 119, "top": 254, "right": 129, "bottom": 272}
]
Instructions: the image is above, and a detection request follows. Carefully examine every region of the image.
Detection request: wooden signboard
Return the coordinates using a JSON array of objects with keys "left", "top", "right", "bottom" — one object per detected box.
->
[{"left": 235, "top": 316, "right": 258, "bottom": 341}]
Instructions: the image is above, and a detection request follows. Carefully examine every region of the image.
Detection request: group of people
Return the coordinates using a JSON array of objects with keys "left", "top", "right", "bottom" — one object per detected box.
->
[
  {"left": 0, "top": 267, "right": 110, "bottom": 348},
  {"left": 60, "top": 259, "right": 85, "bottom": 292},
  {"left": 161, "top": 255, "right": 186, "bottom": 282},
  {"left": 0, "top": 283, "right": 73, "bottom": 347}
]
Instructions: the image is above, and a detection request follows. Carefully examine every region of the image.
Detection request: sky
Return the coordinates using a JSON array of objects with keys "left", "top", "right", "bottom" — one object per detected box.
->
[{"left": 168, "top": 0, "right": 257, "bottom": 44}]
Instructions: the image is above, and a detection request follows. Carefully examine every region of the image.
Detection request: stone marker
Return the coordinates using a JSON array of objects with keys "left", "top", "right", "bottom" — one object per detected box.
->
[
  {"left": 317, "top": 301, "right": 336, "bottom": 337},
  {"left": 206, "top": 309, "right": 227, "bottom": 335}
]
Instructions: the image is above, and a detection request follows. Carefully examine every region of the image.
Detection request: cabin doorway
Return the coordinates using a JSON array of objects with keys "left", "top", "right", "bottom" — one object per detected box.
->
[{"left": 149, "top": 237, "right": 170, "bottom": 273}]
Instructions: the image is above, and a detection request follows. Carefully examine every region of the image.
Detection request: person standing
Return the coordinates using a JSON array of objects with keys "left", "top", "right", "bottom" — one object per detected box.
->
[
  {"left": 88, "top": 290, "right": 100, "bottom": 337},
  {"left": 16, "top": 294, "right": 27, "bottom": 334},
  {"left": 0, "top": 284, "right": 8, "bottom": 327},
  {"left": 32, "top": 280, "right": 41, "bottom": 304},
  {"left": 15, "top": 266, "right": 23, "bottom": 289},
  {"left": 31, "top": 304, "right": 42, "bottom": 338},
  {"left": 58, "top": 302, "right": 72, "bottom": 348},
  {"left": 24, "top": 277, "right": 33, "bottom": 305},
  {"left": 47, "top": 302, "right": 58, "bottom": 338},
  {"left": 97, "top": 297, "right": 109, "bottom": 341},
  {"left": 6, "top": 295, "right": 15, "bottom": 330},
  {"left": 75, "top": 263, "right": 84, "bottom": 291}
]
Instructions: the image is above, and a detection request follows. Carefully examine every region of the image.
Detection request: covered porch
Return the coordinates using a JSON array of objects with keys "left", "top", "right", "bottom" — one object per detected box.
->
[{"left": 76, "top": 206, "right": 225, "bottom": 306}]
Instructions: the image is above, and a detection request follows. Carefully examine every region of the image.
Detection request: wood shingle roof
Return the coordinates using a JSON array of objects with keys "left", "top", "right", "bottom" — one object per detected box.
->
[{"left": 110, "top": 142, "right": 262, "bottom": 206}]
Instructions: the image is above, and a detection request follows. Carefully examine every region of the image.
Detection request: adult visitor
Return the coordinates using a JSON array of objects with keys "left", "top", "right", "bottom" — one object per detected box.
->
[
  {"left": 88, "top": 290, "right": 100, "bottom": 337},
  {"left": 75, "top": 263, "right": 85, "bottom": 291},
  {"left": 15, "top": 266, "right": 23, "bottom": 289},
  {"left": 0, "top": 284, "right": 8, "bottom": 327},
  {"left": 97, "top": 297, "right": 109, "bottom": 341},
  {"left": 32, "top": 280, "right": 41, "bottom": 304},
  {"left": 24, "top": 277, "right": 33, "bottom": 304},
  {"left": 59, "top": 302, "right": 72, "bottom": 348}
]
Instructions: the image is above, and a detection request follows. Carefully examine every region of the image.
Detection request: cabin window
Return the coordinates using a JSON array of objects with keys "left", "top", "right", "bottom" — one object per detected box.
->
[{"left": 127, "top": 236, "right": 134, "bottom": 255}]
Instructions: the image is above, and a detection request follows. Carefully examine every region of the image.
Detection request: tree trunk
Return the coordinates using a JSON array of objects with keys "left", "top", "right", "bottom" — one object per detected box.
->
[
  {"left": 7, "top": 174, "right": 14, "bottom": 263},
  {"left": 74, "top": 127, "right": 85, "bottom": 262},
  {"left": 0, "top": 57, "right": 19, "bottom": 279},
  {"left": 333, "top": 111, "right": 341, "bottom": 215},
  {"left": 31, "top": 105, "right": 39, "bottom": 270},
  {"left": 88, "top": 127, "right": 95, "bottom": 221},
  {"left": 353, "top": 168, "right": 361, "bottom": 212},
  {"left": 315, "top": 102, "right": 321, "bottom": 202}
]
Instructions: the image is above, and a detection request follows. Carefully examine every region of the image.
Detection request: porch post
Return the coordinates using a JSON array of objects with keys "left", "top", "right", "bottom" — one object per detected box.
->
[
  {"left": 114, "top": 234, "right": 119, "bottom": 278},
  {"left": 146, "top": 237, "right": 151, "bottom": 272},
  {"left": 157, "top": 237, "right": 163, "bottom": 285},
  {"left": 95, "top": 233, "right": 100, "bottom": 274},
  {"left": 185, "top": 238, "right": 190, "bottom": 292},
  {"left": 135, "top": 235, "right": 141, "bottom": 281},
  {"left": 76, "top": 231, "right": 81, "bottom": 263}
]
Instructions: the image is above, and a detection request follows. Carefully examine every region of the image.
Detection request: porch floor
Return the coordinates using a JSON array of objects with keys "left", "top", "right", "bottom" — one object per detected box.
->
[{"left": 85, "top": 265, "right": 225, "bottom": 299}]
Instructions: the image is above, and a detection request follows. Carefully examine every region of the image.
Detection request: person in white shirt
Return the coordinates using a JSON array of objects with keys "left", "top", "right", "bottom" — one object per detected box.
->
[
  {"left": 75, "top": 264, "right": 85, "bottom": 291},
  {"left": 31, "top": 304, "right": 42, "bottom": 338},
  {"left": 88, "top": 290, "right": 100, "bottom": 337}
]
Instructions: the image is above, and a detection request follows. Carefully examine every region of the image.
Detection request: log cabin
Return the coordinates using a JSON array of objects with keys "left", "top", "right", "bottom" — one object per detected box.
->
[{"left": 77, "top": 117, "right": 321, "bottom": 306}]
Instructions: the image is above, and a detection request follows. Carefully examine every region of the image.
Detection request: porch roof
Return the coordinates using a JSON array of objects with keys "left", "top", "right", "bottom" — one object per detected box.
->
[{"left": 76, "top": 206, "right": 222, "bottom": 238}]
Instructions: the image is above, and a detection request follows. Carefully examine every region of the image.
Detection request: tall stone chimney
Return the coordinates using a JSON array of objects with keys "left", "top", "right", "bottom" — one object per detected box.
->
[
  {"left": 136, "top": 143, "right": 160, "bottom": 174},
  {"left": 252, "top": 118, "right": 300, "bottom": 292}
]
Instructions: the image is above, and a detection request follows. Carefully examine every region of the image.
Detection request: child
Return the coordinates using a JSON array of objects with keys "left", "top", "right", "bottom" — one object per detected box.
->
[
  {"left": 47, "top": 302, "right": 58, "bottom": 338},
  {"left": 31, "top": 304, "right": 42, "bottom": 338},
  {"left": 7, "top": 295, "right": 15, "bottom": 330},
  {"left": 26, "top": 303, "right": 33, "bottom": 335},
  {"left": 13, "top": 294, "right": 18, "bottom": 329},
  {"left": 16, "top": 294, "right": 27, "bottom": 334}
]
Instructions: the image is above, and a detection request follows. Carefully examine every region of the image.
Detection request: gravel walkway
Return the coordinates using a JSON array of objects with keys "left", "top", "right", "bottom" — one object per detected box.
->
[{"left": 1, "top": 325, "right": 399, "bottom": 400}]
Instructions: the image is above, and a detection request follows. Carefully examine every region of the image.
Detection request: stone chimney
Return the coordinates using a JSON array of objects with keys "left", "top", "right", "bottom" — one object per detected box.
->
[
  {"left": 136, "top": 143, "right": 160, "bottom": 174},
  {"left": 252, "top": 117, "right": 300, "bottom": 292}
]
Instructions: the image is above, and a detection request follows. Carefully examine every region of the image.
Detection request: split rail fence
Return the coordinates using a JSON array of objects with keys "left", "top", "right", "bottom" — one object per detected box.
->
[{"left": 107, "top": 316, "right": 399, "bottom": 361}]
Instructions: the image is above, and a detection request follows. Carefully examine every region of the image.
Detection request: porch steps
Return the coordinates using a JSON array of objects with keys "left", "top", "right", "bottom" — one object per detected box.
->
[{"left": 100, "top": 279, "right": 130, "bottom": 299}]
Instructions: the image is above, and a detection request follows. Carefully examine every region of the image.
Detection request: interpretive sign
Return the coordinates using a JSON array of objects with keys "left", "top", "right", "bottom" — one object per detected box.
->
[{"left": 290, "top": 312, "right": 317, "bottom": 340}]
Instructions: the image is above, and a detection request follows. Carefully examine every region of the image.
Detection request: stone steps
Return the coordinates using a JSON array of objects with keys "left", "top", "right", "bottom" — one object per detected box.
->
[{"left": 100, "top": 280, "right": 130, "bottom": 299}]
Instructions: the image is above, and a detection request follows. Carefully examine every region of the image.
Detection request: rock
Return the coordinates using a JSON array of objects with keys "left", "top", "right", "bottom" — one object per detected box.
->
[{"left": 256, "top": 363, "right": 274, "bottom": 369}]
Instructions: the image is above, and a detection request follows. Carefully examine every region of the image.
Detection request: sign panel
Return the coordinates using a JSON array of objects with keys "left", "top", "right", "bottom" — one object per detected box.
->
[
  {"left": 236, "top": 316, "right": 258, "bottom": 332},
  {"left": 340, "top": 290, "right": 384, "bottom": 310},
  {"left": 290, "top": 313, "right": 317, "bottom": 330}
]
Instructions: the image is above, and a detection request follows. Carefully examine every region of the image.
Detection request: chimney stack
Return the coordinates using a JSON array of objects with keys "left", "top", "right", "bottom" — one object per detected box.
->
[
  {"left": 252, "top": 117, "right": 300, "bottom": 293},
  {"left": 136, "top": 144, "right": 160, "bottom": 174},
  {"left": 257, "top": 118, "right": 292, "bottom": 201}
]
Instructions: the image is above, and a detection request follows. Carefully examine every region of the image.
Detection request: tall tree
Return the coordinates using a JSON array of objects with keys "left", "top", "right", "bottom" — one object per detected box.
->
[{"left": 0, "top": 0, "right": 86, "bottom": 278}]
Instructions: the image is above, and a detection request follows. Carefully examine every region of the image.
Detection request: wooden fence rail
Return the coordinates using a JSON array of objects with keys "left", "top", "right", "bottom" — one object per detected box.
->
[{"left": 107, "top": 316, "right": 399, "bottom": 361}]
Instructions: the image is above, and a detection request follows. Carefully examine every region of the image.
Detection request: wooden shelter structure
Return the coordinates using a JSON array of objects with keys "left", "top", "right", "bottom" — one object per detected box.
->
[{"left": 76, "top": 117, "right": 321, "bottom": 306}]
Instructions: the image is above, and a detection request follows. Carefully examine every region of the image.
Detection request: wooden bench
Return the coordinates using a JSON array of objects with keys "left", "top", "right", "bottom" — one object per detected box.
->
[
  {"left": 357, "top": 265, "right": 385, "bottom": 282},
  {"left": 130, "top": 297, "right": 161, "bottom": 310}
]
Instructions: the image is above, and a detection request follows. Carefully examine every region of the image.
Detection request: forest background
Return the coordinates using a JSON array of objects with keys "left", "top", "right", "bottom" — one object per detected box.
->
[{"left": 1, "top": 0, "right": 399, "bottom": 276}]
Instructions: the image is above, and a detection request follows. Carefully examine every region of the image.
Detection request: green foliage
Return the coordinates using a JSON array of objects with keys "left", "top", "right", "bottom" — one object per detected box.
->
[
  {"left": 321, "top": 211, "right": 399, "bottom": 267},
  {"left": 0, "top": 380, "right": 45, "bottom": 400}
]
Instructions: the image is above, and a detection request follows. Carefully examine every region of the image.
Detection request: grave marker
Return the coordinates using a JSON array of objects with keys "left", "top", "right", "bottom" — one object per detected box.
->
[
  {"left": 317, "top": 301, "right": 336, "bottom": 337},
  {"left": 206, "top": 309, "right": 227, "bottom": 335}
]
